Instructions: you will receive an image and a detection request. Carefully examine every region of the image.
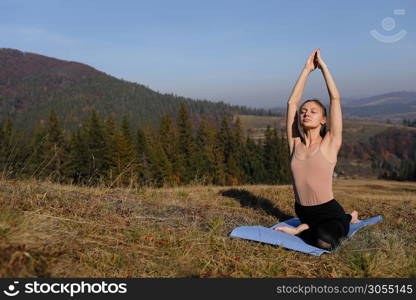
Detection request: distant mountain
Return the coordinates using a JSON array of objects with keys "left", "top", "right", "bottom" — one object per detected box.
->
[
  {"left": 342, "top": 91, "right": 416, "bottom": 107},
  {"left": 0, "top": 48, "right": 273, "bottom": 133},
  {"left": 270, "top": 91, "right": 416, "bottom": 123},
  {"left": 341, "top": 91, "right": 416, "bottom": 122}
]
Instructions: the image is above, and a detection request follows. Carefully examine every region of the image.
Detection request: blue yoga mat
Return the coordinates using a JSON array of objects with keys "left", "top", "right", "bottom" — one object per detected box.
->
[{"left": 229, "top": 215, "right": 383, "bottom": 256}]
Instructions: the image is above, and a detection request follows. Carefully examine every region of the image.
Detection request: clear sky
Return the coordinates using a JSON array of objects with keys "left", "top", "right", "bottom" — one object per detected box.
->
[{"left": 1, "top": 0, "right": 415, "bottom": 109}]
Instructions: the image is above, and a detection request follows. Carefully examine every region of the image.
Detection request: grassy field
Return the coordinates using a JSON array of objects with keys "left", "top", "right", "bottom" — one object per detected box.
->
[{"left": 0, "top": 177, "right": 415, "bottom": 278}]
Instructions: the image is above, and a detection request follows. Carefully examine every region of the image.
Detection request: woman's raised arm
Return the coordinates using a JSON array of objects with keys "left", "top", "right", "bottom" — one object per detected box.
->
[
  {"left": 286, "top": 49, "right": 319, "bottom": 153},
  {"left": 315, "top": 49, "right": 341, "bottom": 101},
  {"left": 315, "top": 49, "right": 343, "bottom": 147}
]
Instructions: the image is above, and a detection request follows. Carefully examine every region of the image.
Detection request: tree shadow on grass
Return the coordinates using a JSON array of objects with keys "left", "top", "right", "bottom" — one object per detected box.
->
[{"left": 220, "top": 188, "right": 294, "bottom": 222}]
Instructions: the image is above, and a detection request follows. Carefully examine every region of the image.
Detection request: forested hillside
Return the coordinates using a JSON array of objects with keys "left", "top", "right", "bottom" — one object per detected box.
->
[{"left": 0, "top": 48, "right": 275, "bottom": 135}]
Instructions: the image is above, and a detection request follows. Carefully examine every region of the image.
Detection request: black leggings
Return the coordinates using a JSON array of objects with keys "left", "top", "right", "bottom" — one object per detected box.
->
[{"left": 295, "top": 199, "right": 352, "bottom": 250}]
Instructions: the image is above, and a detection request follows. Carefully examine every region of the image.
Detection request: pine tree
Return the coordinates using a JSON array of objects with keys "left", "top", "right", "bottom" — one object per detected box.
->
[
  {"left": 231, "top": 116, "right": 245, "bottom": 184},
  {"left": 24, "top": 124, "right": 46, "bottom": 179},
  {"left": 42, "top": 109, "right": 67, "bottom": 182},
  {"left": 194, "top": 117, "right": 216, "bottom": 185},
  {"left": 263, "top": 126, "right": 274, "bottom": 183},
  {"left": 111, "top": 128, "right": 136, "bottom": 187},
  {"left": 0, "top": 117, "right": 16, "bottom": 178},
  {"left": 104, "top": 113, "right": 118, "bottom": 179},
  {"left": 217, "top": 114, "right": 241, "bottom": 185},
  {"left": 275, "top": 127, "right": 291, "bottom": 184},
  {"left": 66, "top": 127, "right": 90, "bottom": 184},
  {"left": 135, "top": 125, "right": 150, "bottom": 187},
  {"left": 108, "top": 115, "right": 137, "bottom": 187},
  {"left": 84, "top": 109, "right": 111, "bottom": 185},
  {"left": 176, "top": 103, "right": 197, "bottom": 185},
  {"left": 142, "top": 124, "right": 172, "bottom": 187},
  {"left": 212, "top": 131, "right": 226, "bottom": 185},
  {"left": 158, "top": 113, "right": 180, "bottom": 185},
  {"left": 242, "top": 135, "right": 267, "bottom": 184}
]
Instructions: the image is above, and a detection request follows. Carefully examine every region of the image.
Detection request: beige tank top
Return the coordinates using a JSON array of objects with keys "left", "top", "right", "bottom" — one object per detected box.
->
[{"left": 290, "top": 139, "right": 337, "bottom": 206}]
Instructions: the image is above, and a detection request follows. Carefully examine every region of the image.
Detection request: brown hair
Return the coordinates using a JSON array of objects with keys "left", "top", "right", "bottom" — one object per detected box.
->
[{"left": 296, "top": 98, "right": 329, "bottom": 141}]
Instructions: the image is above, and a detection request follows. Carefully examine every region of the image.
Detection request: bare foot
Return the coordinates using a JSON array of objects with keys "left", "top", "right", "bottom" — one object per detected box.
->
[
  {"left": 274, "top": 225, "right": 298, "bottom": 235},
  {"left": 350, "top": 210, "right": 360, "bottom": 223}
]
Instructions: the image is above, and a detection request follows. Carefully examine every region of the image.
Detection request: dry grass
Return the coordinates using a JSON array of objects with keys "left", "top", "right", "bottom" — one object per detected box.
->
[{"left": 0, "top": 177, "right": 415, "bottom": 278}]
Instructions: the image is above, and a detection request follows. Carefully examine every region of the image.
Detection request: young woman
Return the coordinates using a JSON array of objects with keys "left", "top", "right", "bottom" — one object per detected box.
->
[{"left": 274, "top": 48, "right": 360, "bottom": 251}]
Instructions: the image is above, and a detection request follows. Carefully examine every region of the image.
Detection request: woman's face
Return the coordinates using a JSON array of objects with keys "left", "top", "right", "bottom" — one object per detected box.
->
[{"left": 299, "top": 102, "right": 325, "bottom": 129}]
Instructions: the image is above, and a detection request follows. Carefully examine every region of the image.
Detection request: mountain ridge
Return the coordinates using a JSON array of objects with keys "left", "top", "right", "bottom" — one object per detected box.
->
[{"left": 0, "top": 47, "right": 273, "bottom": 133}]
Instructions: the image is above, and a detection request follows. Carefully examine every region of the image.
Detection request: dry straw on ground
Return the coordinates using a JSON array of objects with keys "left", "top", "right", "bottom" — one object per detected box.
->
[{"left": 0, "top": 177, "right": 415, "bottom": 277}]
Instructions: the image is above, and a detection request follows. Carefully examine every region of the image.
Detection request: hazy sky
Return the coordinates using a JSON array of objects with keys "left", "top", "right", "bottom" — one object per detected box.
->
[{"left": 1, "top": 0, "right": 415, "bottom": 109}]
